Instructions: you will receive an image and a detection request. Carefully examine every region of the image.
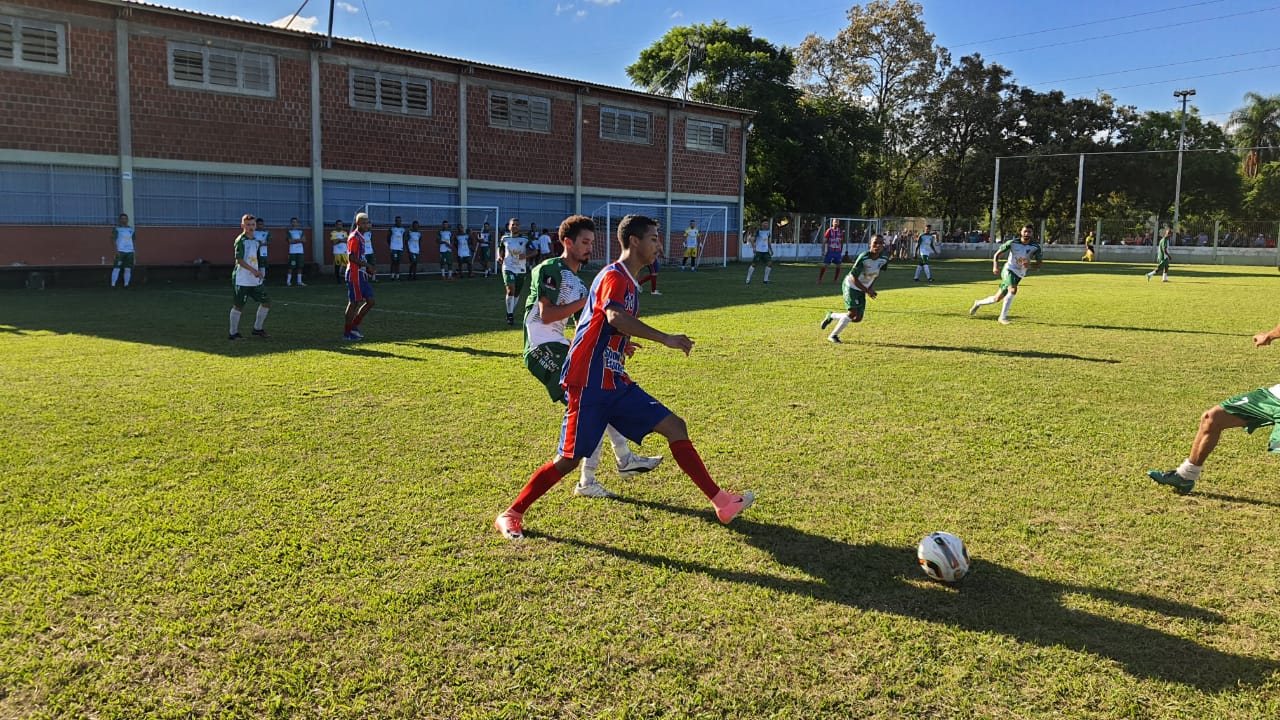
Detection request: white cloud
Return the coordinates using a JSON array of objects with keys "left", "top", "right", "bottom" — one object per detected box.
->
[
  {"left": 576, "top": 10, "right": 588, "bottom": 18},
  {"left": 585, "top": 0, "right": 621, "bottom": 5},
  {"left": 670, "top": 10, "right": 683, "bottom": 18},
  {"left": 336, "top": 1, "right": 360, "bottom": 13},
  {"left": 269, "top": 14, "right": 320, "bottom": 31},
  {"left": 555, "top": 2, "right": 574, "bottom": 15}
]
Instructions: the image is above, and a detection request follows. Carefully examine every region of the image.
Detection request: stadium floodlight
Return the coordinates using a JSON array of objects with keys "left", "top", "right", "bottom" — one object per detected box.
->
[{"left": 1172, "top": 89, "right": 1196, "bottom": 242}]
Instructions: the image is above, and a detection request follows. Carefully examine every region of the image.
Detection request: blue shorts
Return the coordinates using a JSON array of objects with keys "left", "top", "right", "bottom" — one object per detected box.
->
[
  {"left": 823, "top": 250, "right": 842, "bottom": 264},
  {"left": 558, "top": 383, "right": 672, "bottom": 459},
  {"left": 347, "top": 276, "right": 373, "bottom": 302}
]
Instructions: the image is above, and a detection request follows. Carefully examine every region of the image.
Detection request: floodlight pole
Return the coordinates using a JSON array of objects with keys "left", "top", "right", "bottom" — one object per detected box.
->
[
  {"left": 989, "top": 157, "right": 1000, "bottom": 243},
  {"left": 1172, "top": 88, "right": 1196, "bottom": 242}
]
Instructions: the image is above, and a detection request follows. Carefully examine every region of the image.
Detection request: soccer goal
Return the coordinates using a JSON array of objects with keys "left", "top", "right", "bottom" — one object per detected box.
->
[
  {"left": 359, "top": 202, "right": 500, "bottom": 275},
  {"left": 591, "top": 202, "right": 732, "bottom": 268}
]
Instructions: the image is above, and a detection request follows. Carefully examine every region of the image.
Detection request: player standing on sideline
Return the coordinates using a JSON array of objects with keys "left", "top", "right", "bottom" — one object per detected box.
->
[
  {"left": 406, "top": 220, "right": 422, "bottom": 280},
  {"left": 820, "top": 234, "right": 888, "bottom": 343},
  {"left": 637, "top": 242, "right": 663, "bottom": 295},
  {"left": 344, "top": 212, "right": 375, "bottom": 341},
  {"left": 387, "top": 216, "right": 406, "bottom": 280},
  {"left": 285, "top": 217, "right": 307, "bottom": 286},
  {"left": 361, "top": 219, "right": 377, "bottom": 282},
  {"left": 110, "top": 213, "right": 135, "bottom": 288},
  {"left": 913, "top": 224, "right": 938, "bottom": 282},
  {"left": 457, "top": 225, "right": 474, "bottom": 278},
  {"left": 1147, "top": 319, "right": 1280, "bottom": 494},
  {"left": 330, "top": 220, "right": 347, "bottom": 283},
  {"left": 680, "top": 219, "right": 700, "bottom": 271},
  {"left": 1146, "top": 228, "right": 1172, "bottom": 282},
  {"left": 744, "top": 218, "right": 773, "bottom": 285},
  {"left": 498, "top": 218, "right": 529, "bottom": 325},
  {"left": 1082, "top": 231, "right": 1096, "bottom": 262},
  {"left": 817, "top": 218, "right": 844, "bottom": 284},
  {"left": 438, "top": 220, "right": 455, "bottom": 280},
  {"left": 476, "top": 221, "right": 493, "bottom": 277},
  {"left": 495, "top": 214, "right": 754, "bottom": 540},
  {"left": 526, "top": 223, "right": 542, "bottom": 266},
  {"left": 524, "top": 214, "right": 664, "bottom": 498},
  {"left": 254, "top": 218, "right": 270, "bottom": 283},
  {"left": 969, "top": 224, "right": 1042, "bottom": 325},
  {"left": 230, "top": 213, "right": 270, "bottom": 340}
]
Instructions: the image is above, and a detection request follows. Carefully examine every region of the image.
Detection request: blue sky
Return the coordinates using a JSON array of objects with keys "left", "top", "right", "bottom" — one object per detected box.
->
[{"left": 172, "top": 0, "right": 1278, "bottom": 124}]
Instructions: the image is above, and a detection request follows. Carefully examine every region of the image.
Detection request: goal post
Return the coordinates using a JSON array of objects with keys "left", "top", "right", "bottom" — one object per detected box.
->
[
  {"left": 764, "top": 214, "right": 881, "bottom": 262},
  {"left": 359, "top": 202, "right": 500, "bottom": 275},
  {"left": 593, "top": 202, "right": 732, "bottom": 268}
]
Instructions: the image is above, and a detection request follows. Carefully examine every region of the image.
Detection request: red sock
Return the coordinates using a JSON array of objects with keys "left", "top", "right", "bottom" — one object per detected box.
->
[
  {"left": 669, "top": 439, "right": 721, "bottom": 500},
  {"left": 510, "top": 460, "right": 565, "bottom": 515},
  {"left": 818, "top": 268, "right": 826, "bottom": 282},
  {"left": 344, "top": 322, "right": 352, "bottom": 333}
]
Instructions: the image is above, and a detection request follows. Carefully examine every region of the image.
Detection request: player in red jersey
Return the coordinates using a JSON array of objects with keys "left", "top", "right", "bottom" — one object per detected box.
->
[
  {"left": 343, "top": 212, "right": 376, "bottom": 341},
  {"left": 495, "top": 214, "right": 754, "bottom": 540},
  {"left": 818, "top": 218, "right": 844, "bottom": 284}
]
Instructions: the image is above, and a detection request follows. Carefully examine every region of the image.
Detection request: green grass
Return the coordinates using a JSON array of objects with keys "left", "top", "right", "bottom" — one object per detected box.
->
[{"left": 3, "top": 260, "right": 1279, "bottom": 719}]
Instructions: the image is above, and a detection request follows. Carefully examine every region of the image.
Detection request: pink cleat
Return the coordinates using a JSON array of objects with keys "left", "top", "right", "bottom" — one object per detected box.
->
[
  {"left": 494, "top": 510, "right": 525, "bottom": 540},
  {"left": 715, "top": 491, "right": 755, "bottom": 524}
]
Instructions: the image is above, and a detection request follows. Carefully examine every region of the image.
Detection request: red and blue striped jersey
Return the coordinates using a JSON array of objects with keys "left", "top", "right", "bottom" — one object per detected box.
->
[
  {"left": 561, "top": 261, "right": 639, "bottom": 390},
  {"left": 346, "top": 230, "right": 364, "bottom": 281},
  {"left": 824, "top": 227, "right": 843, "bottom": 251}
]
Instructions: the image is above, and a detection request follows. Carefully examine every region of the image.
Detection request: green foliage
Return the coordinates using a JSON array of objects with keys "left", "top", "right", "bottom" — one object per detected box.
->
[
  {"left": 3, "top": 270, "right": 1280, "bottom": 718},
  {"left": 1244, "top": 161, "right": 1280, "bottom": 217}
]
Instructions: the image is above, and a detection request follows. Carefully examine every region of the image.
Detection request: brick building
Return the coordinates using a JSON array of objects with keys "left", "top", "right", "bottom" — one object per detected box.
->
[{"left": 0, "top": 0, "right": 749, "bottom": 271}]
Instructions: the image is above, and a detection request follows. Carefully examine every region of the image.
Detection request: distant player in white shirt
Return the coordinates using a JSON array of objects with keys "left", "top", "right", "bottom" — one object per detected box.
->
[
  {"left": 110, "top": 213, "right": 135, "bottom": 288},
  {"left": 230, "top": 213, "right": 270, "bottom": 340},
  {"left": 457, "top": 225, "right": 474, "bottom": 278},
  {"left": 914, "top": 224, "right": 938, "bottom": 282},
  {"left": 285, "top": 217, "right": 307, "bottom": 286},
  {"left": 744, "top": 218, "right": 773, "bottom": 285},
  {"left": 406, "top": 220, "right": 422, "bottom": 280},
  {"left": 387, "top": 216, "right": 406, "bottom": 280},
  {"left": 681, "top": 220, "right": 700, "bottom": 271},
  {"left": 254, "top": 218, "right": 270, "bottom": 282},
  {"left": 330, "top": 220, "right": 347, "bottom": 283},
  {"left": 498, "top": 218, "right": 529, "bottom": 325},
  {"left": 438, "top": 220, "right": 455, "bottom": 280}
]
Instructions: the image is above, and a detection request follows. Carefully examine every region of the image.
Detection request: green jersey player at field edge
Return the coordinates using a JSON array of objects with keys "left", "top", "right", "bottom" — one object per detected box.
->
[
  {"left": 230, "top": 213, "right": 270, "bottom": 340},
  {"left": 1146, "top": 228, "right": 1172, "bottom": 283},
  {"left": 110, "top": 213, "right": 135, "bottom": 288},
  {"left": 969, "top": 224, "right": 1042, "bottom": 325},
  {"left": 285, "top": 217, "right": 307, "bottom": 286},
  {"left": 744, "top": 218, "right": 773, "bottom": 285},
  {"left": 1148, "top": 319, "right": 1280, "bottom": 494},
  {"left": 387, "top": 216, "right": 406, "bottom": 280},
  {"left": 254, "top": 218, "right": 270, "bottom": 282},
  {"left": 498, "top": 217, "right": 529, "bottom": 326},
  {"left": 913, "top": 224, "right": 937, "bottom": 282},
  {"left": 523, "top": 214, "right": 663, "bottom": 499},
  {"left": 820, "top": 234, "right": 888, "bottom": 343}
]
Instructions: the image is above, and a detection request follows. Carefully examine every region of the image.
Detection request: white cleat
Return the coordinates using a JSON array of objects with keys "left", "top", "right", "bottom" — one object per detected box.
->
[
  {"left": 998, "top": 316, "right": 1011, "bottom": 325},
  {"left": 617, "top": 454, "right": 663, "bottom": 477},
  {"left": 574, "top": 478, "right": 618, "bottom": 498},
  {"left": 969, "top": 303, "right": 980, "bottom": 316}
]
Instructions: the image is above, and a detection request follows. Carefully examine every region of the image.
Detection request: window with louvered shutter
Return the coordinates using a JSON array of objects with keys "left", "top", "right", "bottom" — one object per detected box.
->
[
  {"left": 168, "top": 42, "right": 275, "bottom": 97},
  {"left": 601, "top": 106, "right": 651, "bottom": 144},
  {"left": 686, "top": 120, "right": 727, "bottom": 153},
  {"left": 350, "top": 69, "right": 431, "bottom": 116},
  {"left": 0, "top": 17, "right": 66, "bottom": 73}
]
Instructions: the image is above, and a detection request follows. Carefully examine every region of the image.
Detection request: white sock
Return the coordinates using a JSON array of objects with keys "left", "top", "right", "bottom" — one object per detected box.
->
[
  {"left": 254, "top": 305, "right": 269, "bottom": 330},
  {"left": 924, "top": 266, "right": 932, "bottom": 280},
  {"left": 286, "top": 273, "right": 293, "bottom": 285},
  {"left": 581, "top": 439, "right": 604, "bottom": 481},
  {"left": 1162, "top": 272, "right": 1168, "bottom": 281},
  {"left": 974, "top": 294, "right": 999, "bottom": 307},
  {"left": 1177, "top": 460, "right": 1202, "bottom": 480},
  {"left": 229, "top": 308, "right": 241, "bottom": 334},
  {"left": 111, "top": 268, "right": 120, "bottom": 286},
  {"left": 123, "top": 268, "right": 131, "bottom": 286},
  {"left": 764, "top": 266, "right": 772, "bottom": 281},
  {"left": 831, "top": 315, "right": 851, "bottom": 338},
  {"left": 1146, "top": 270, "right": 1154, "bottom": 278},
  {"left": 1000, "top": 294, "right": 1015, "bottom": 318},
  {"left": 746, "top": 266, "right": 755, "bottom": 283},
  {"left": 913, "top": 266, "right": 921, "bottom": 280},
  {"left": 505, "top": 296, "right": 516, "bottom": 314},
  {"left": 604, "top": 425, "right": 631, "bottom": 463}
]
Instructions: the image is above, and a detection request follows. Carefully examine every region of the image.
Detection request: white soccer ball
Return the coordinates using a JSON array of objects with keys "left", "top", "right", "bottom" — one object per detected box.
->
[{"left": 917, "top": 531, "right": 970, "bottom": 583}]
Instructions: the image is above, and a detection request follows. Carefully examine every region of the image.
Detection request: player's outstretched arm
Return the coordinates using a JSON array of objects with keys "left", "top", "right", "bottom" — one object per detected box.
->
[
  {"left": 605, "top": 307, "right": 693, "bottom": 355},
  {"left": 1252, "top": 321, "right": 1280, "bottom": 346}
]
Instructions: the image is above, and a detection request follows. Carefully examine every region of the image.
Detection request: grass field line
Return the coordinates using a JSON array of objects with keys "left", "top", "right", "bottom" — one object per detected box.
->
[{"left": 171, "top": 289, "right": 500, "bottom": 322}]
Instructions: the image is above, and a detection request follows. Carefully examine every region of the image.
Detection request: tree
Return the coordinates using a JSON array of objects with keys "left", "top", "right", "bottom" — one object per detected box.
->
[
  {"left": 1244, "top": 162, "right": 1280, "bottom": 217},
  {"left": 1227, "top": 92, "right": 1280, "bottom": 177},
  {"left": 1115, "top": 109, "right": 1240, "bottom": 223}
]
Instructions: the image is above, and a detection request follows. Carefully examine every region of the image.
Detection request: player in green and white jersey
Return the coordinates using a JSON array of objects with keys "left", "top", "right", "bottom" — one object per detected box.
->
[
  {"left": 230, "top": 213, "right": 270, "bottom": 340},
  {"left": 524, "top": 214, "right": 662, "bottom": 498},
  {"left": 110, "top": 213, "right": 135, "bottom": 288},
  {"left": 1147, "top": 319, "right": 1280, "bottom": 494},
  {"left": 285, "top": 217, "right": 307, "bottom": 286},
  {"left": 820, "top": 234, "right": 889, "bottom": 343},
  {"left": 913, "top": 224, "right": 938, "bottom": 282},
  {"left": 969, "top": 224, "right": 1042, "bottom": 325},
  {"left": 387, "top": 216, "right": 406, "bottom": 280},
  {"left": 254, "top": 218, "right": 271, "bottom": 283},
  {"left": 499, "top": 217, "right": 529, "bottom": 325},
  {"left": 1145, "top": 228, "right": 1172, "bottom": 282}
]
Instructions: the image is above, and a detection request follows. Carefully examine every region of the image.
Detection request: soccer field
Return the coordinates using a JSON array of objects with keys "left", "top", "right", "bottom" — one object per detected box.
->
[{"left": 3, "top": 260, "right": 1279, "bottom": 718}]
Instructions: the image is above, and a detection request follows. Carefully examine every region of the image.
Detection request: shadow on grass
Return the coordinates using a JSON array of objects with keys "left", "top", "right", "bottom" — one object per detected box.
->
[
  {"left": 540, "top": 498, "right": 1277, "bottom": 692},
  {"left": 1023, "top": 320, "right": 1246, "bottom": 337},
  {"left": 397, "top": 340, "right": 520, "bottom": 359},
  {"left": 1193, "top": 490, "right": 1280, "bottom": 510},
  {"left": 869, "top": 341, "right": 1120, "bottom": 364}
]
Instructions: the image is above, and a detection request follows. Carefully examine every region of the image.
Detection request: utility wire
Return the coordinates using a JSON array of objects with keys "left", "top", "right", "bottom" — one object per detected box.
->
[
  {"left": 1101, "top": 62, "right": 1280, "bottom": 92},
  {"left": 359, "top": 0, "right": 378, "bottom": 44},
  {"left": 950, "top": 0, "right": 1227, "bottom": 48},
  {"left": 1028, "top": 46, "right": 1280, "bottom": 87},
  {"left": 281, "top": 0, "right": 311, "bottom": 31}
]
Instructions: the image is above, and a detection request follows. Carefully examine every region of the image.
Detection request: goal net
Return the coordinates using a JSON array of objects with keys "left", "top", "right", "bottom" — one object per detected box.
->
[
  {"left": 360, "top": 202, "right": 500, "bottom": 275},
  {"left": 591, "top": 202, "right": 732, "bottom": 269}
]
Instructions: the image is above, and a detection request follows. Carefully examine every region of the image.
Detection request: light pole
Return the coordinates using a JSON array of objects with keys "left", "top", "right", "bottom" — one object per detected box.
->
[{"left": 1171, "top": 88, "right": 1196, "bottom": 243}]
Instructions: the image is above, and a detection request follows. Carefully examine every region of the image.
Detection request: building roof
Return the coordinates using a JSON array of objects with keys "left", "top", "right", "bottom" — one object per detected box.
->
[{"left": 98, "top": 0, "right": 754, "bottom": 117}]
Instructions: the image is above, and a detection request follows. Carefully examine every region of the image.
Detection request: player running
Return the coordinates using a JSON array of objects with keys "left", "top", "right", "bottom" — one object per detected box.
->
[
  {"left": 495, "top": 214, "right": 754, "bottom": 540},
  {"left": 523, "top": 214, "right": 664, "bottom": 499},
  {"left": 820, "top": 234, "right": 888, "bottom": 343},
  {"left": 969, "top": 224, "right": 1042, "bottom": 325},
  {"left": 1146, "top": 228, "right": 1172, "bottom": 282}
]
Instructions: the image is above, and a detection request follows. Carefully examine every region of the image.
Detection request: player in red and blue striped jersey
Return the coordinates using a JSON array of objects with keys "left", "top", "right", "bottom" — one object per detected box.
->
[
  {"left": 343, "top": 212, "right": 375, "bottom": 341},
  {"left": 495, "top": 214, "right": 755, "bottom": 540}
]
